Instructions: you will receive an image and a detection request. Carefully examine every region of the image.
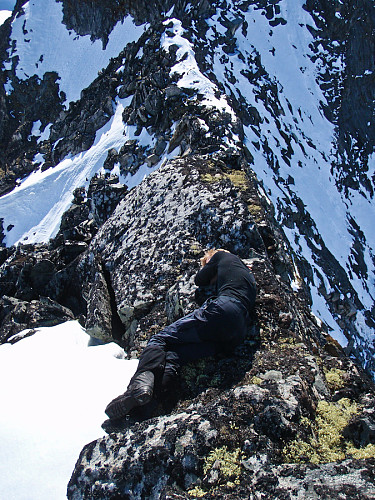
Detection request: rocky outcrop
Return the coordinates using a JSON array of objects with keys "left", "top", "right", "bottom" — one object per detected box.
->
[
  {"left": 0, "top": 295, "right": 74, "bottom": 343},
  {"left": 0, "top": 173, "right": 126, "bottom": 342},
  {"left": 66, "top": 153, "right": 375, "bottom": 499},
  {"left": 79, "top": 155, "right": 265, "bottom": 348},
  {"left": 57, "top": 0, "right": 215, "bottom": 46},
  {"left": 0, "top": 67, "right": 66, "bottom": 195}
]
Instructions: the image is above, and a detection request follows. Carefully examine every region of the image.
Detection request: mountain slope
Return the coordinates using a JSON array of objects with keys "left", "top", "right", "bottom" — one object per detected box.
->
[
  {"left": 1, "top": 0, "right": 373, "bottom": 376},
  {"left": 1, "top": 1, "right": 375, "bottom": 497}
]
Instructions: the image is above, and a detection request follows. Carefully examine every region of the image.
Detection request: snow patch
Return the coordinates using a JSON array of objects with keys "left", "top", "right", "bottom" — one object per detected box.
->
[
  {"left": 161, "top": 18, "right": 235, "bottom": 118},
  {"left": 0, "top": 321, "right": 137, "bottom": 500}
]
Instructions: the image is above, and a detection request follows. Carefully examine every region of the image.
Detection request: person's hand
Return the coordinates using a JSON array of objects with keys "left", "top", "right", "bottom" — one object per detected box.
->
[{"left": 200, "top": 249, "right": 217, "bottom": 267}]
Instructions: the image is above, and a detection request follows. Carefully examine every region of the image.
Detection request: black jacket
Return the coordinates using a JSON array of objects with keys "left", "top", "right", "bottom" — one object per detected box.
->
[{"left": 195, "top": 251, "right": 256, "bottom": 313}]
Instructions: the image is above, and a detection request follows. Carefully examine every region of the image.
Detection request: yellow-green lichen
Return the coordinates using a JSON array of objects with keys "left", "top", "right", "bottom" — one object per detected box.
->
[
  {"left": 189, "top": 243, "right": 203, "bottom": 255},
  {"left": 200, "top": 170, "right": 249, "bottom": 191},
  {"left": 346, "top": 443, "right": 375, "bottom": 459},
  {"left": 250, "top": 376, "right": 263, "bottom": 385},
  {"left": 299, "top": 416, "right": 313, "bottom": 429},
  {"left": 247, "top": 204, "right": 263, "bottom": 223},
  {"left": 247, "top": 204, "right": 263, "bottom": 217},
  {"left": 203, "top": 446, "right": 243, "bottom": 485},
  {"left": 225, "top": 170, "right": 248, "bottom": 190},
  {"left": 188, "top": 486, "right": 207, "bottom": 497},
  {"left": 324, "top": 367, "right": 346, "bottom": 390},
  {"left": 277, "top": 337, "right": 305, "bottom": 350},
  {"left": 188, "top": 446, "right": 243, "bottom": 497},
  {"left": 201, "top": 173, "right": 222, "bottom": 183},
  {"left": 282, "top": 398, "right": 375, "bottom": 464},
  {"left": 313, "top": 399, "right": 358, "bottom": 461}
]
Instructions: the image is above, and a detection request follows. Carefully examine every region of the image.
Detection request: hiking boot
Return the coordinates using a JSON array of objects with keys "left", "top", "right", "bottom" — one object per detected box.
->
[{"left": 105, "top": 371, "right": 154, "bottom": 419}]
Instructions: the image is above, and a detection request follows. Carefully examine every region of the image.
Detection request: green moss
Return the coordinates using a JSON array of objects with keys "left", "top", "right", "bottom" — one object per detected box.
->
[
  {"left": 181, "top": 357, "right": 225, "bottom": 392},
  {"left": 210, "top": 374, "right": 221, "bottom": 387},
  {"left": 324, "top": 368, "right": 346, "bottom": 390},
  {"left": 181, "top": 359, "right": 209, "bottom": 391},
  {"left": 282, "top": 398, "right": 375, "bottom": 464}
]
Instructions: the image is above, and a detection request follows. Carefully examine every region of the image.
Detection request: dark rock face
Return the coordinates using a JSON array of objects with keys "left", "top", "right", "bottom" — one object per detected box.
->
[
  {"left": 0, "top": 67, "right": 66, "bottom": 195},
  {"left": 0, "top": 295, "right": 74, "bottom": 343},
  {"left": 79, "top": 155, "right": 265, "bottom": 346},
  {"left": 57, "top": 0, "right": 215, "bottom": 45},
  {"left": 0, "top": 173, "right": 126, "bottom": 342}
]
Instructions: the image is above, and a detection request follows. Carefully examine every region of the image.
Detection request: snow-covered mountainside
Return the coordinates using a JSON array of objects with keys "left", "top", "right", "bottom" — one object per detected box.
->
[
  {"left": 1, "top": 0, "right": 373, "bottom": 375},
  {"left": 1, "top": 1, "right": 375, "bottom": 497}
]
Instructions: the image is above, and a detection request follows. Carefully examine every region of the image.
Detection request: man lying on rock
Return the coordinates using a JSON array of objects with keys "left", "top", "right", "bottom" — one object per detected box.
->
[{"left": 105, "top": 248, "right": 256, "bottom": 420}]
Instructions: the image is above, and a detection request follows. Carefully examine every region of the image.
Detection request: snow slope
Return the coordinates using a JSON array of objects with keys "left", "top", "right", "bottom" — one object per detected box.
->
[
  {"left": 0, "top": 321, "right": 138, "bottom": 500},
  {"left": 4, "top": 0, "right": 146, "bottom": 105},
  {"left": 0, "top": 97, "right": 175, "bottom": 246},
  {"left": 205, "top": 0, "right": 374, "bottom": 359}
]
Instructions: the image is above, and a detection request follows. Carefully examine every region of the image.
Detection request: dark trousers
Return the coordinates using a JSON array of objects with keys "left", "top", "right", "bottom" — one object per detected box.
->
[{"left": 130, "top": 295, "right": 250, "bottom": 392}]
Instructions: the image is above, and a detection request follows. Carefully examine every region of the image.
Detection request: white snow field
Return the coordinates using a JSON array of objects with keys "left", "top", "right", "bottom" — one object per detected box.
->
[{"left": 0, "top": 321, "right": 138, "bottom": 500}]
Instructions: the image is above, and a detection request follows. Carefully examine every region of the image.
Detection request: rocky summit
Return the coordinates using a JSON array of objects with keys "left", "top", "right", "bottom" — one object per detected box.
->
[{"left": 0, "top": 0, "right": 375, "bottom": 498}]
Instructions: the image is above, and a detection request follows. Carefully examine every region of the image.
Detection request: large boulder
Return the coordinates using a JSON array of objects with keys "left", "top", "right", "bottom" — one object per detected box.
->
[
  {"left": 79, "top": 153, "right": 266, "bottom": 352},
  {"left": 68, "top": 154, "right": 375, "bottom": 498}
]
